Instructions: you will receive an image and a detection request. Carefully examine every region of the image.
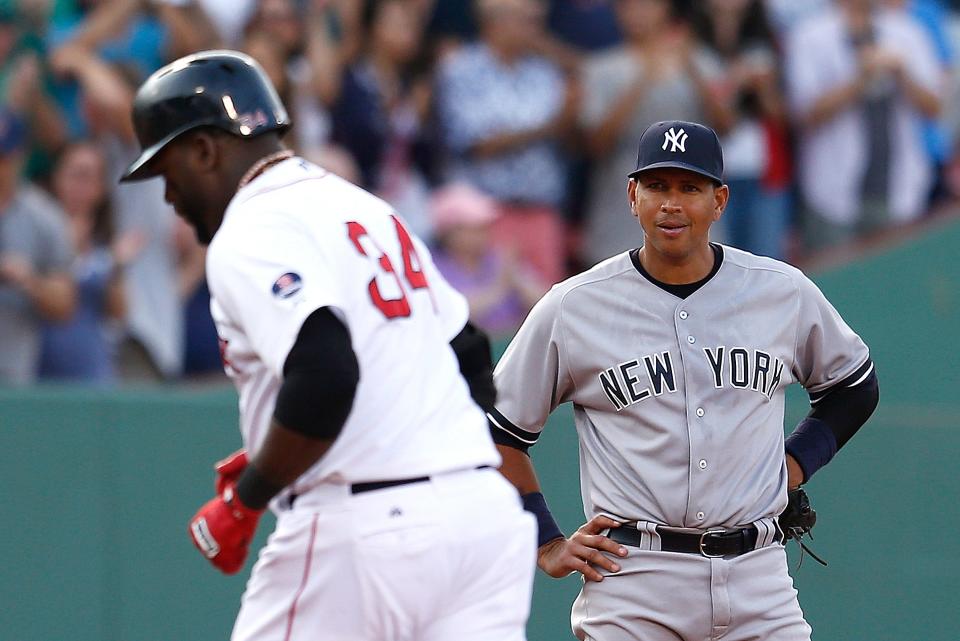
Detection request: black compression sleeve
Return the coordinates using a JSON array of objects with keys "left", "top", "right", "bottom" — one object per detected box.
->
[
  {"left": 450, "top": 321, "right": 497, "bottom": 412},
  {"left": 808, "top": 365, "right": 879, "bottom": 449},
  {"left": 785, "top": 360, "right": 879, "bottom": 481},
  {"left": 272, "top": 307, "right": 360, "bottom": 439}
]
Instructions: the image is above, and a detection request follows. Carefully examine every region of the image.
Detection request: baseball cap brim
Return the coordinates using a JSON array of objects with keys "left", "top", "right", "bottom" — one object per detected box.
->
[
  {"left": 627, "top": 161, "right": 722, "bottom": 184},
  {"left": 119, "top": 121, "right": 206, "bottom": 182},
  {"left": 120, "top": 117, "right": 292, "bottom": 182},
  {"left": 120, "top": 142, "right": 163, "bottom": 182}
]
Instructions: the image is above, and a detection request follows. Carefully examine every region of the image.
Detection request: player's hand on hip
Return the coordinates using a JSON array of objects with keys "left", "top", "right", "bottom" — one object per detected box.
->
[
  {"left": 537, "top": 515, "right": 628, "bottom": 582},
  {"left": 188, "top": 475, "right": 263, "bottom": 575}
]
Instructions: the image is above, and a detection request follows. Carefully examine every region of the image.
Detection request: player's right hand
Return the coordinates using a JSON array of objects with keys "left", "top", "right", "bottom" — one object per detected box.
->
[
  {"left": 188, "top": 483, "right": 263, "bottom": 575},
  {"left": 537, "top": 515, "right": 628, "bottom": 582}
]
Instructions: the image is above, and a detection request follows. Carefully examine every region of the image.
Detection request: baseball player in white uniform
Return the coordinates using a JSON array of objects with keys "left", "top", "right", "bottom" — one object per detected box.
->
[
  {"left": 120, "top": 51, "right": 536, "bottom": 641},
  {"left": 488, "top": 120, "right": 879, "bottom": 640}
]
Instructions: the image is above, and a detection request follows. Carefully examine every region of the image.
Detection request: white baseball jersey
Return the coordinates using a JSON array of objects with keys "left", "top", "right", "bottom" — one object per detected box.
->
[
  {"left": 207, "top": 158, "right": 500, "bottom": 502},
  {"left": 491, "top": 246, "right": 870, "bottom": 529}
]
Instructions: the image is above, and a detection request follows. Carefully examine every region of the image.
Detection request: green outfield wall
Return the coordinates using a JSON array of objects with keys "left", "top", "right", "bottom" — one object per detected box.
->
[{"left": 2, "top": 218, "right": 959, "bottom": 640}]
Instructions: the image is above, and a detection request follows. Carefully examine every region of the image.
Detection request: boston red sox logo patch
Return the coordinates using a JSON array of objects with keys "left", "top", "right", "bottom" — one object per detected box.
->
[{"left": 272, "top": 272, "right": 303, "bottom": 299}]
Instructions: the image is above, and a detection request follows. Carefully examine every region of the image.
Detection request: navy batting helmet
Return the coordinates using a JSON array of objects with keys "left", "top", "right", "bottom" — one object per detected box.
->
[{"left": 120, "top": 50, "right": 291, "bottom": 182}]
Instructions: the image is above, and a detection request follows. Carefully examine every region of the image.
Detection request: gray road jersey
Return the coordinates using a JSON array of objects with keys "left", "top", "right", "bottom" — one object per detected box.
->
[{"left": 491, "top": 246, "right": 869, "bottom": 529}]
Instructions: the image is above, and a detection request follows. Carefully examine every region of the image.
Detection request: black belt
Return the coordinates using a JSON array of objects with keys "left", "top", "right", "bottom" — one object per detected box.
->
[
  {"left": 288, "top": 466, "right": 493, "bottom": 505},
  {"left": 608, "top": 524, "right": 782, "bottom": 558},
  {"left": 286, "top": 475, "right": 430, "bottom": 505},
  {"left": 350, "top": 476, "right": 430, "bottom": 494}
]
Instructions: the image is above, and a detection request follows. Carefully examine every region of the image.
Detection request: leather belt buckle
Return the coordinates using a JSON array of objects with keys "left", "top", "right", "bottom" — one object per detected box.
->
[{"left": 698, "top": 529, "right": 728, "bottom": 558}]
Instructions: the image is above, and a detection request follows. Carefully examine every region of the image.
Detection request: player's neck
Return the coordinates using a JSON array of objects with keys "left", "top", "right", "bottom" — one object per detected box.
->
[
  {"left": 238, "top": 149, "right": 295, "bottom": 190},
  {"left": 639, "top": 244, "right": 716, "bottom": 285}
]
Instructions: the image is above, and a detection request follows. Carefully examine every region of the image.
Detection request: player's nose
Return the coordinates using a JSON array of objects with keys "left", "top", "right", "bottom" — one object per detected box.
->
[{"left": 660, "top": 200, "right": 682, "bottom": 214}]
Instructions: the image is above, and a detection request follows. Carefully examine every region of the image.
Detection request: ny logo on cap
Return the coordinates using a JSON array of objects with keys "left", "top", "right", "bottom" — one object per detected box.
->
[{"left": 662, "top": 127, "right": 688, "bottom": 153}]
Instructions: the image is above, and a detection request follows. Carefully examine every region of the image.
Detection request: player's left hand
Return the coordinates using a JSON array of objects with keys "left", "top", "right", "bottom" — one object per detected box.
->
[
  {"left": 779, "top": 487, "right": 817, "bottom": 540},
  {"left": 537, "top": 515, "right": 628, "bottom": 582},
  {"left": 214, "top": 449, "right": 249, "bottom": 495},
  {"left": 188, "top": 482, "right": 263, "bottom": 575}
]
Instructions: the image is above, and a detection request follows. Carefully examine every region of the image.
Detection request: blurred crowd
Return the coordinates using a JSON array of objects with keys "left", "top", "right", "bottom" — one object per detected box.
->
[{"left": 2, "top": 0, "right": 960, "bottom": 386}]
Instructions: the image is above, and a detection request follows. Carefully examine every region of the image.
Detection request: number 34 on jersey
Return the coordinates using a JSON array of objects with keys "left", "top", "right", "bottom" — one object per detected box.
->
[{"left": 346, "top": 215, "right": 436, "bottom": 320}]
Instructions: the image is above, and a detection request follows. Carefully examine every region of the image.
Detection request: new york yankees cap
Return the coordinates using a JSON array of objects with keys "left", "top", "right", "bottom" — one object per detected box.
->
[{"left": 628, "top": 120, "right": 724, "bottom": 184}]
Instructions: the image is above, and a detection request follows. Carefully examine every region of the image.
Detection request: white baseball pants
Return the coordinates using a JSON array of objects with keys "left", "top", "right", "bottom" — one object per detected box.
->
[{"left": 231, "top": 468, "right": 537, "bottom": 641}]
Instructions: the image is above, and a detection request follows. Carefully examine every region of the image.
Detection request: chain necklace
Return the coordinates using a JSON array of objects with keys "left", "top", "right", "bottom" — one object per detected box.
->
[{"left": 237, "top": 149, "right": 296, "bottom": 190}]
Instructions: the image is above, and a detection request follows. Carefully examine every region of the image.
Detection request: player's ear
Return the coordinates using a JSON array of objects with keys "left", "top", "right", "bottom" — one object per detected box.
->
[
  {"left": 712, "top": 183, "right": 729, "bottom": 222},
  {"left": 627, "top": 178, "right": 639, "bottom": 215},
  {"left": 190, "top": 129, "right": 221, "bottom": 175}
]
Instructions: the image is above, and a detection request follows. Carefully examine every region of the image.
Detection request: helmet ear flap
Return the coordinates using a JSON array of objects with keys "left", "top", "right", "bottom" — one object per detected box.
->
[{"left": 121, "top": 49, "right": 292, "bottom": 182}]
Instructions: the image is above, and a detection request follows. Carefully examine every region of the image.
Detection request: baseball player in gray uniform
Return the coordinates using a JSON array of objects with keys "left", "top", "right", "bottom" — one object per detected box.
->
[{"left": 490, "top": 120, "right": 879, "bottom": 640}]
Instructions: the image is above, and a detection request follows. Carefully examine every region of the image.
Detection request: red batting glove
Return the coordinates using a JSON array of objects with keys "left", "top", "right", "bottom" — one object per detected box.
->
[
  {"left": 188, "top": 484, "right": 263, "bottom": 574},
  {"left": 214, "top": 449, "right": 248, "bottom": 496}
]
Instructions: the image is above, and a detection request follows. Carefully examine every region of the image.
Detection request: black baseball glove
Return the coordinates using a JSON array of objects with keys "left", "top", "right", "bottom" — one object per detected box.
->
[{"left": 779, "top": 488, "right": 827, "bottom": 566}]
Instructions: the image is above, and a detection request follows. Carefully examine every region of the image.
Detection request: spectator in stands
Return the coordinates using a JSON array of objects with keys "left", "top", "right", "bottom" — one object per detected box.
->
[
  {"left": 173, "top": 218, "right": 223, "bottom": 381},
  {"left": 38, "top": 141, "right": 142, "bottom": 384},
  {"left": 693, "top": 0, "right": 792, "bottom": 259},
  {"left": 424, "top": 0, "right": 478, "bottom": 57},
  {"left": 436, "top": 0, "right": 579, "bottom": 285},
  {"left": 49, "top": 0, "right": 219, "bottom": 391},
  {"left": 0, "top": 109, "right": 76, "bottom": 385},
  {"left": 784, "top": 0, "right": 943, "bottom": 251},
  {"left": 430, "top": 182, "right": 547, "bottom": 339},
  {"left": 164, "top": 0, "right": 254, "bottom": 47},
  {"left": 890, "top": 0, "right": 956, "bottom": 207},
  {"left": 242, "top": 5, "right": 297, "bottom": 105},
  {"left": 51, "top": 47, "right": 184, "bottom": 381},
  {"left": 762, "top": 0, "right": 832, "bottom": 41},
  {"left": 242, "top": 0, "right": 369, "bottom": 167},
  {"left": 47, "top": 0, "right": 217, "bottom": 140},
  {"left": 548, "top": 0, "right": 622, "bottom": 53},
  {"left": 327, "top": 0, "right": 438, "bottom": 240},
  {"left": 0, "top": 6, "right": 69, "bottom": 178},
  {"left": 578, "top": 0, "right": 731, "bottom": 267},
  {"left": 540, "top": 0, "right": 623, "bottom": 271}
]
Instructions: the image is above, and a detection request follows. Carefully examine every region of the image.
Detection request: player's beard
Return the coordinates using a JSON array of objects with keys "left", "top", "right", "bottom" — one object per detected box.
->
[
  {"left": 176, "top": 204, "right": 214, "bottom": 245},
  {"left": 189, "top": 217, "right": 214, "bottom": 245}
]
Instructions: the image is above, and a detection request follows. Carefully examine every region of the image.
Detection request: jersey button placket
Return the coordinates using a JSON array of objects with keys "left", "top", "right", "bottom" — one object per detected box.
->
[{"left": 677, "top": 306, "right": 706, "bottom": 526}]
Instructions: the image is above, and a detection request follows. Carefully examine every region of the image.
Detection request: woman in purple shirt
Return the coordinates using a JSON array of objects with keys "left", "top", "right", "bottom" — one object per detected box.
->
[{"left": 430, "top": 182, "right": 546, "bottom": 339}]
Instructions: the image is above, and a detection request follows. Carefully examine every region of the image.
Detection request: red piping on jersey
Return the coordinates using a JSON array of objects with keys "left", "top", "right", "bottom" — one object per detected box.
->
[{"left": 284, "top": 514, "right": 319, "bottom": 641}]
